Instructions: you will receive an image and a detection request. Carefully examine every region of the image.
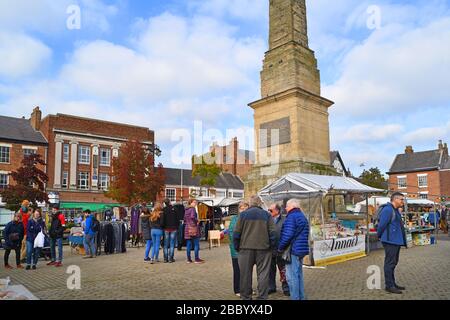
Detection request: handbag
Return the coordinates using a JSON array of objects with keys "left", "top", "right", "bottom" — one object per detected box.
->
[
  {"left": 187, "top": 225, "right": 198, "bottom": 237},
  {"left": 9, "top": 233, "right": 20, "bottom": 242}
]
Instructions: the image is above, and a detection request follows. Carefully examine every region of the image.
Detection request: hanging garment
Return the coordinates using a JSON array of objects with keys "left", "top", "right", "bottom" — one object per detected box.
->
[
  {"left": 104, "top": 223, "right": 115, "bottom": 254},
  {"left": 130, "top": 207, "right": 140, "bottom": 236},
  {"left": 198, "top": 203, "right": 209, "bottom": 220},
  {"left": 113, "top": 222, "right": 121, "bottom": 253},
  {"left": 121, "top": 223, "right": 127, "bottom": 253},
  {"left": 113, "top": 207, "right": 120, "bottom": 220},
  {"left": 119, "top": 207, "right": 128, "bottom": 220}
]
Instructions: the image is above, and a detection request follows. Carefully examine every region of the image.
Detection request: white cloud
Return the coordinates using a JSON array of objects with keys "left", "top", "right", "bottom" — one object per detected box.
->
[
  {"left": 188, "top": 0, "right": 268, "bottom": 21},
  {"left": 0, "top": 32, "right": 52, "bottom": 78},
  {"left": 403, "top": 121, "right": 450, "bottom": 144},
  {"left": 58, "top": 13, "right": 264, "bottom": 104},
  {"left": 333, "top": 123, "right": 403, "bottom": 144},
  {"left": 0, "top": 0, "right": 118, "bottom": 34},
  {"left": 324, "top": 16, "right": 450, "bottom": 117}
]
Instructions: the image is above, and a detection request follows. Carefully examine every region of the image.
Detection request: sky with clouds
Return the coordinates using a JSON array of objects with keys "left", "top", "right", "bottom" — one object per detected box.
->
[{"left": 0, "top": 0, "right": 449, "bottom": 176}]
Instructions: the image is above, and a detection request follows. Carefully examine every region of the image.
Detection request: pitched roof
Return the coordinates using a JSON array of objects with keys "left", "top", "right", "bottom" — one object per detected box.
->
[
  {"left": 164, "top": 168, "right": 244, "bottom": 190},
  {"left": 330, "top": 151, "right": 348, "bottom": 176},
  {"left": 388, "top": 149, "right": 444, "bottom": 174},
  {"left": 0, "top": 115, "right": 47, "bottom": 145}
]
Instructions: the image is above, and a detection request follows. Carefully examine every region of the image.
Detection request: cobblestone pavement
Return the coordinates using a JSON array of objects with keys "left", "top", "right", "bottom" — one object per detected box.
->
[{"left": 1, "top": 235, "right": 449, "bottom": 300}]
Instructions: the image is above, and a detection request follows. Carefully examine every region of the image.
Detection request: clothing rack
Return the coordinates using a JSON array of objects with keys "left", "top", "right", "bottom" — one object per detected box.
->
[{"left": 97, "top": 221, "right": 128, "bottom": 255}]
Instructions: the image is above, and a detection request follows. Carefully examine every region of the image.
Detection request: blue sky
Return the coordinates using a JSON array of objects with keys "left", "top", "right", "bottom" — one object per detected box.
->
[{"left": 1, "top": 0, "right": 449, "bottom": 176}]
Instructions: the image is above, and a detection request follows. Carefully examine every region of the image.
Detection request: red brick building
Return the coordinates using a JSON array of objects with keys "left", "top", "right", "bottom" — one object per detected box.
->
[
  {"left": 192, "top": 137, "right": 255, "bottom": 179},
  {"left": 387, "top": 141, "right": 450, "bottom": 202},
  {"left": 0, "top": 112, "right": 48, "bottom": 214},
  {"left": 33, "top": 107, "right": 155, "bottom": 210}
]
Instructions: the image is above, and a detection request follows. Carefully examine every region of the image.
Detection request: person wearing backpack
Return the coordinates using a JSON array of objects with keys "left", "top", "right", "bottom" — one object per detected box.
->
[
  {"left": 83, "top": 209, "right": 98, "bottom": 259},
  {"left": 377, "top": 192, "right": 407, "bottom": 294},
  {"left": 47, "top": 206, "right": 66, "bottom": 267}
]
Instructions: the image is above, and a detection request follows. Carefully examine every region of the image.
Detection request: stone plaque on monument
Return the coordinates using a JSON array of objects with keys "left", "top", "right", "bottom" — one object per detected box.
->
[{"left": 259, "top": 117, "right": 291, "bottom": 148}]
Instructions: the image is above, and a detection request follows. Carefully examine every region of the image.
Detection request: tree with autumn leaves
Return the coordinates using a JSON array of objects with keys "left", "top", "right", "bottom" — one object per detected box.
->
[
  {"left": 0, "top": 153, "right": 49, "bottom": 212},
  {"left": 106, "top": 140, "right": 165, "bottom": 206}
]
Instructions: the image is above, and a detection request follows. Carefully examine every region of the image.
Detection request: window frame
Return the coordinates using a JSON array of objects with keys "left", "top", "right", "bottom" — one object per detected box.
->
[
  {"left": 397, "top": 176, "right": 407, "bottom": 189},
  {"left": 99, "top": 173, "right": 110, "bottom": 191},
  {"left": 165, "top": 188, "right": 176, "bottom": 202},
  {"left": 0, "top": 146, "right": 10, "bottom": 164},
  {"left": 417, "top": 174, "right": 428, "bottom": 188},
  {"left": 61, "top": 171, "right": 69, "bottom": 189},
  {"left": 77, "top": 172, "right": 89, "bottom": 190},
  {"left": 63, "top": 144, "right": 70, "bottom": 163},
  {"left": 78, "top": 145, "right": 91, "bottom": 165},
  {"left": 100, "top": 148, "right": 111, "bottom": 167},
  {"left": 0, "top": 173, "right": 9, "bottom": 189}
]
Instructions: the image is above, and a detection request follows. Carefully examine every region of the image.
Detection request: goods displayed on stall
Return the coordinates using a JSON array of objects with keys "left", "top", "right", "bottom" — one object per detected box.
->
[
  {"left": 259, "top": 173, "right": 382, "bottom": 267},
  {"left": 356, "top": 197, "right": 438, "bottom": 248}
]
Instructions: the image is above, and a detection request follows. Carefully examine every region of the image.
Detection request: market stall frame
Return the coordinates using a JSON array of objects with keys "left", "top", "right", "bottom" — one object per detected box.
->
[{"left": 258, "top": 173, "right": 383, "bottom": 267}]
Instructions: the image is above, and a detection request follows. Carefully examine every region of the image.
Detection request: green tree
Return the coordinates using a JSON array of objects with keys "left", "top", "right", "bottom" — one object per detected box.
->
[
  {"left": 0, "top": 153, "right": 48, "bottom": 212},
  {"left": 192, "top": 152, "right": 222, "bottom": 197},
  {"left": 359, "top": 167, "right": 387, "bottom": 189}
]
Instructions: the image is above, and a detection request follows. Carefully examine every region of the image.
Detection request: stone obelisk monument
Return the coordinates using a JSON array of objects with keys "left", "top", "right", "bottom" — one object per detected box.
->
[{"left": 244, "top": 0, "right": 336, "bottom": 197}]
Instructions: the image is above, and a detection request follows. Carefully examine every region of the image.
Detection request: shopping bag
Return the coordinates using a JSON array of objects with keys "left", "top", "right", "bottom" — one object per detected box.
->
[{"left": 34, "top": 231, "right": 45, "bottom": 248}]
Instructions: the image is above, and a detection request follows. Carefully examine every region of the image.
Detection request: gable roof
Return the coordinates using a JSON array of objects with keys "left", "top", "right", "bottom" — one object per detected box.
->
[
  {"left": 388, "top": 149, "right": 445, "bottom": 174},
  {"left": 164, "top": 168, "right": 244, "bottom": 190},
  {"left": 0, "top": 115, "right": 47, "bottom": 145},
  {"left": 330, "top": 151, "right": 348, "bottom": 176}
]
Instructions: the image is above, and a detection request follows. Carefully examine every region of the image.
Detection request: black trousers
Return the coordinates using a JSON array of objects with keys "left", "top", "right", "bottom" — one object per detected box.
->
[
  {"left": 232, "top": 257, "right": 240, "bottom": 294},
  {"left": 269, "top": 255, "right": 289, "bottom": 293},
  {"left": 5, "top": 247, "right": 21, "bottom": 266},
  {"left": 383, "top": 243, "right": 401, "bottom": 289}
]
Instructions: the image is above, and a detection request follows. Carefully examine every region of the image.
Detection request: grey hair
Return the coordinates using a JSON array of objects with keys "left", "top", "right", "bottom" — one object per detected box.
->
[
  {"left": 249, "top": 195, "right": 262, "bottom": 208},
  {"left": 286, "top": 199, "right": 301, "bottom": 209},
  {"left": 239, "top": 201, "right": 249, "bottom": 208}
]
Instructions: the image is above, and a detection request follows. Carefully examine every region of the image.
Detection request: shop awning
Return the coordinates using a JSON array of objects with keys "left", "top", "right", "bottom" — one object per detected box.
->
[
  {"left": 259, "top": 173, "right": 383, "bottom": 201},
  {"left": 59, "top": 202, "right": 122, "bottom": 211}
]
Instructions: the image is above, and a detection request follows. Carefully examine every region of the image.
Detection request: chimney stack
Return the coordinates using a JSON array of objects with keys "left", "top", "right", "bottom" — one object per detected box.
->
[
  {"left": 438, "top": 140, "right": 444, "bottom": 150},
  {"left": 444, "top": 142, "right": 449, "bottom": 157},
  {"left": 405, "top": 146, "right": 414, "bottom": 154},
  {"left": 30, "top": 106, "right": 42, "bottom": 131}
]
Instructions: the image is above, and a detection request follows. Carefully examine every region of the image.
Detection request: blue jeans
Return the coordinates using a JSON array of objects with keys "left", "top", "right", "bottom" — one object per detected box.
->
[
  {"left": 186, "top": 237, "right": 200, "bottom": 261},
  {"left": 286, "top": 255, "right": 306, "bottom": 300},
  {"left": 50, "top": 238, "right": 63, "bottom": 263},
  {"left": 164, "top": 231, "right": 177, "bottom": 260},
  {"left": 26, "top": 241, "right": 41, "bottom": 266},
  {"left": 151, "top": 229, "right": 163, "bottom": 261},
  {"left": 84, "top": 233, "right": 97, "bottom": 256},
  {"left": 144, "top": 240, "right": 153, "bottom": 259}
]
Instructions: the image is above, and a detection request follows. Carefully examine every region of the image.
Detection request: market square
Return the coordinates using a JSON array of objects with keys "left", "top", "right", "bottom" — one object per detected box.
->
[{"left": 1, "top": 0, "right": 450, "bottom": 301}]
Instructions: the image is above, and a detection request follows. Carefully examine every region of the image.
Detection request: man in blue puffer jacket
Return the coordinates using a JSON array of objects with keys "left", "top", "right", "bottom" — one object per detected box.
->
[
  {"left": 278, "top": 199, "right": 310, "bottom": 300},
  {"left": 377, "top": 192, "right": 407, "bottom": 294}
]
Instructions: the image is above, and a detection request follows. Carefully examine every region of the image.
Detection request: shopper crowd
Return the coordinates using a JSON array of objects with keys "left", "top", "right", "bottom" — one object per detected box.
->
[{"left": 3, "top": 200, "right": 66, "bottom": 270}]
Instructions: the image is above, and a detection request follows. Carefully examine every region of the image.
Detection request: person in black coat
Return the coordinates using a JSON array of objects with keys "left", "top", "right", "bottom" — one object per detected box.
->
[
  {"left": 162, "top": 199, "right": 180, "bottom": 263},
  {"left": 4, "top": 213, "right": 25, "bottom": 269},
  {"left": 141, "top": 208, "right": 152, "bottom": 262}
]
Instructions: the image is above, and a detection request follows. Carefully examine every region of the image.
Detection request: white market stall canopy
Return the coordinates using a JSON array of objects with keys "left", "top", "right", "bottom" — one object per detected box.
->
[
  {"left": 354, "top": 197, "right": 436, "bottom": 212},
  {"left": 259, "top": 173, "right": 382, "bottom": 201},
  {"left": 196, "top": 197, "right": 243, "bottom": 207}
]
